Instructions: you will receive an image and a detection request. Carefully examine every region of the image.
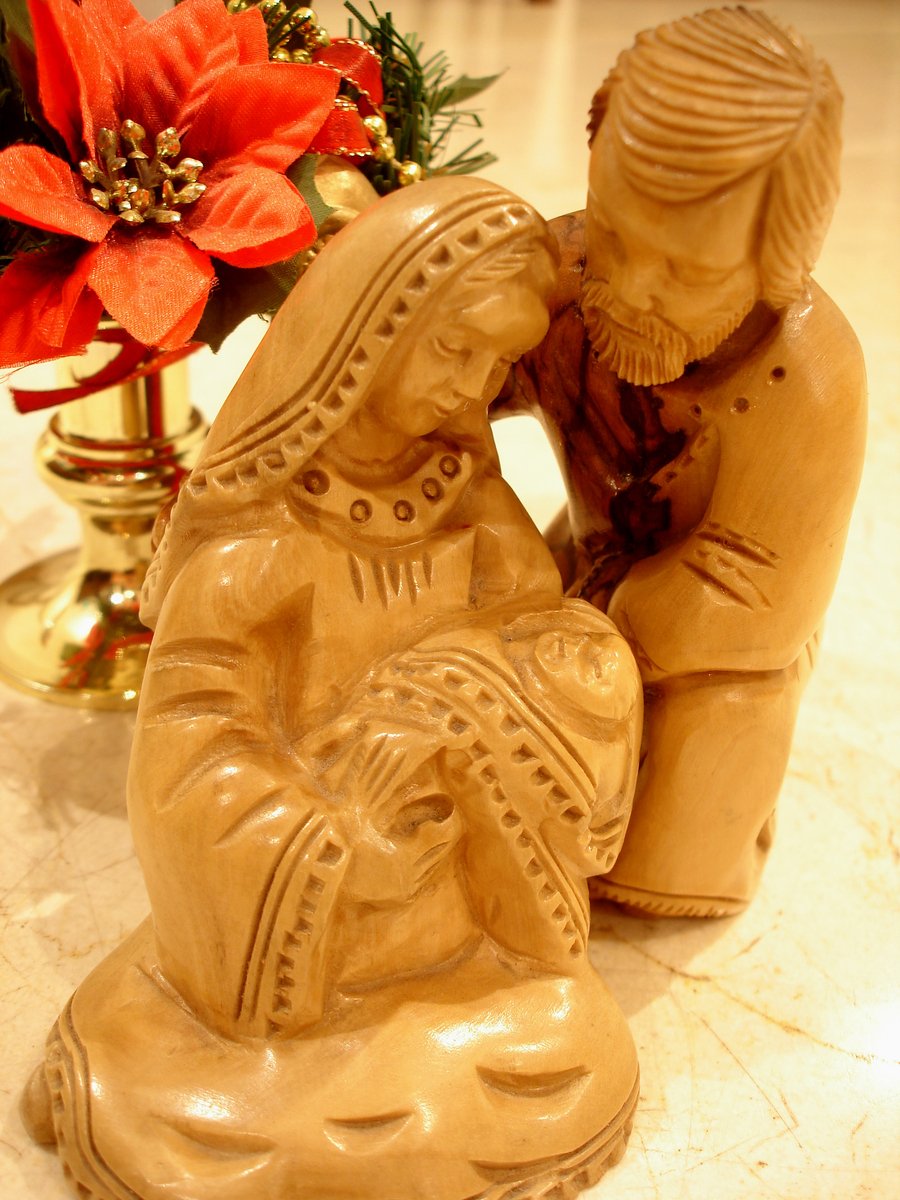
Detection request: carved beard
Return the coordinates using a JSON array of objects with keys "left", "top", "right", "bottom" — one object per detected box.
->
[{"left": 581, "top": 274, "right": 756, "bottom": 386}]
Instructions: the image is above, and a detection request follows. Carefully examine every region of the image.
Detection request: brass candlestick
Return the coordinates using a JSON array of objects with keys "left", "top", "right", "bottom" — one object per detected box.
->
[{"left": 0, "top": 349, "right": 207, "bottom": 709}]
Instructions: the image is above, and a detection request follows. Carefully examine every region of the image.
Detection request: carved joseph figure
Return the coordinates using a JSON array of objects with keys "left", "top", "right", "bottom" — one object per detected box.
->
[
  {"left": 498, "top": 8, "right": 866, "bottom": 917},
  {"left": 23, "top": 178, "right": 644, "bottom": 1200}
]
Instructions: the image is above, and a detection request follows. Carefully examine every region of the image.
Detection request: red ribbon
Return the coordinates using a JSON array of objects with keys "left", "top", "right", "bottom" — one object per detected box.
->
[
  {"left": 10, "top": 327, "right": 202, "bottom": 414},
  {"left": 312, "top": 38, "right": 385, "bottom": 158},
  {"left": 309, "top": 102, "right": 372, "bottom": 156},
  {"left": 315, "top": 39, "right": 384, "bottom": 108}
]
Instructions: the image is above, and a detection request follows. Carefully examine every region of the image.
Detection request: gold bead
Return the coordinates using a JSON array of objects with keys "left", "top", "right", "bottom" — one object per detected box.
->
[
  {"left": 293, "top": 6, "right": 316, "bottom": 24},
  {"left": 291, "top": 48, "right": 312, "bottom": 63},
  {"left": 375, "top": 135, "right": 395, "bottom": 163},
  {"left": 397, "top": 160, "right": 424, "bottom": 186},
  {"left": 363, "top": 115, "right": 388, "bottom": 140},
  {"left": 273, "top": 46, "right": 292, "bottom": 62},
  {"left": 314, "top": 28, "right": 330, "bottom": 49}
]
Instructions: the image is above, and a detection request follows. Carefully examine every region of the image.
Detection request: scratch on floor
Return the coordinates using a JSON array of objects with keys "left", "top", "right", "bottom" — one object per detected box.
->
[
  {"left": 748, "top": 1162, "right": 788, "bottom": 1199},
  {"left": 598, "top": 922, "right": 900, "bottom": 1069},
  {"left": 681, "top": 1128, "right": 789, "bottom": 1175},
  {"left": 778, "top": 1090, "right": 798, "bottom": 1127},
  {"left": 731, "top": 933, "right": 764, "bottom": 960},
  {"left": 850, "top": 1113, "right": 869, "bottom": 1138},
  {"left": 593, "top": 922, "right": 714, "bottom": 984},
  {"left": 634, "top": 1128, "right": 664, "bottom": 1200},
  {"left": 695, "top": 1012, "right": 804, "bottom": 1151}
]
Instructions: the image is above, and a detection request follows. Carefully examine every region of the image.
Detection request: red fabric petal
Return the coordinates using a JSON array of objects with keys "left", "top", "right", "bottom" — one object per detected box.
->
[
  {"left": 0, "top": 247, "right": 102, "bottom": 370},
  {"left": 229, "top": 7, "right": 270, "bottom": 65},
  {"left": 28, "top": 0, "right": 87, "bottom": 156},
  {"left": 28, "top": 0, "right": 133, "bottom": 155},
  {"left": 122, "top": 0, "right": 249, "bottom": 137},
  {"left": 156, "top": 291, "right": 209, "bottom": 351},
  {"left": 85, "top": 230, "right": 214, "bottom": 349},
  {"left": 81, "top": 0, "right": 144, "bottom": 46},
  {"left": 0, "top": 145, "right": 115, "bottom": 241},
  {"left": 186, "top": 63, "right": 338, "bottom": 174},
  {"left": 182, "top": 168, "right": 316, "bottom": 268}
]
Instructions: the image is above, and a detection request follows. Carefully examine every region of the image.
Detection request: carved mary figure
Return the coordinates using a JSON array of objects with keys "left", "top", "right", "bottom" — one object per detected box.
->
[
  {"left": 23, "top": 179, "right": 645, "bottom": 1200},
  {"left": 130, "top": 177, "right": 565, "bottom": 1035}
]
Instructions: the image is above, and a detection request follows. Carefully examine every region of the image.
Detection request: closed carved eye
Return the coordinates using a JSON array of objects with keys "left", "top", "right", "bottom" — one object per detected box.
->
[
  {"left": 434, "top": 335, "right": 470, "bottom": 362},
  {"left": 324, "top": 1111, "right": 413, "bottom": 1154}
]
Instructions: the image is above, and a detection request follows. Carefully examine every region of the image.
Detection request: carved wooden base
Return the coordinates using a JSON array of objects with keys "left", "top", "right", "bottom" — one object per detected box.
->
[
  {"left": 470, "top": 1081, "right": 637, "bottom": 1200},
  {"left": 25, "top": 920, "right": 638, "bottom": 1200}
]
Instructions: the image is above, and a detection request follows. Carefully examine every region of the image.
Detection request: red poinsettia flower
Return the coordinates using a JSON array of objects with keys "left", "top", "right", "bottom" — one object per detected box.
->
[{"left": 0, "top": 0, "right": 340, "bottom": 367}]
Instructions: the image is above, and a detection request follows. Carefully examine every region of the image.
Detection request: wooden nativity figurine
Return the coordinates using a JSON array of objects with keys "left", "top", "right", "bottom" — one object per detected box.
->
[
  {"left": 496, "top": 6, "right": 867, "bottom": 917},
  {"left": 22, "top": 178, "right": 644, "bottom": 1200}
]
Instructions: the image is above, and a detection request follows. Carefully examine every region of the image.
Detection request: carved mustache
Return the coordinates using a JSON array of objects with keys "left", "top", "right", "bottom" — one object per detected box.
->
[{"left": 580, "top": 275, "right": 686, "bottom": 351}]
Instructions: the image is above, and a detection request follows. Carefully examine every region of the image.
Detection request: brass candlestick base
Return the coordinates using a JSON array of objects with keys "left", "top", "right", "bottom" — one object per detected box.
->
[{"left": 0, "top": 357, "right": 207, "bottom": 709}]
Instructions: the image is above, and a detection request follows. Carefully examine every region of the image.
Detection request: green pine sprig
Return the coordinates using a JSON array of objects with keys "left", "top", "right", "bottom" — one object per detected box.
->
[{"left": 344, "top": 2, "right": 499, "bottom": 194}]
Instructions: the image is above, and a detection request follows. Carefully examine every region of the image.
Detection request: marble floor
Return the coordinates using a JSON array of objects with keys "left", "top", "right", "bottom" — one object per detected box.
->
[{"left": 1, "top": 2, "right": 898, "bottom": 1198}]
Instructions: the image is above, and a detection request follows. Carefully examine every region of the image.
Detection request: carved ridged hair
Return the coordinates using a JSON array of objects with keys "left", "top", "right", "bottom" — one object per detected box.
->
[
  {"left": 587, "top": 6, "right": 842, "bottom": 306},
  {"left": 142, "top": 176, "right": 555, "bottom": 623}
]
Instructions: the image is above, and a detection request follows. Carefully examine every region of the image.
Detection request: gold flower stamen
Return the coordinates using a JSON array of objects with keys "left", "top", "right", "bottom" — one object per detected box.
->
[{"left": 80, "top": 122, "right": 206, "bottom": 225}]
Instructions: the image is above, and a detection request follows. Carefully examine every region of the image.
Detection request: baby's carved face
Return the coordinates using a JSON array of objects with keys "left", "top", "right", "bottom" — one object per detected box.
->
[{"left": 534, "top": 629, "right": 638, "bottom": 724}]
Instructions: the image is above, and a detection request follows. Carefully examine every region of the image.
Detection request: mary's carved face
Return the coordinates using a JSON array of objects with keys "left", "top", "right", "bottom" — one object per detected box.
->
[{"left": 365, "top": 260, "right": 553, "bottom": 438}]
